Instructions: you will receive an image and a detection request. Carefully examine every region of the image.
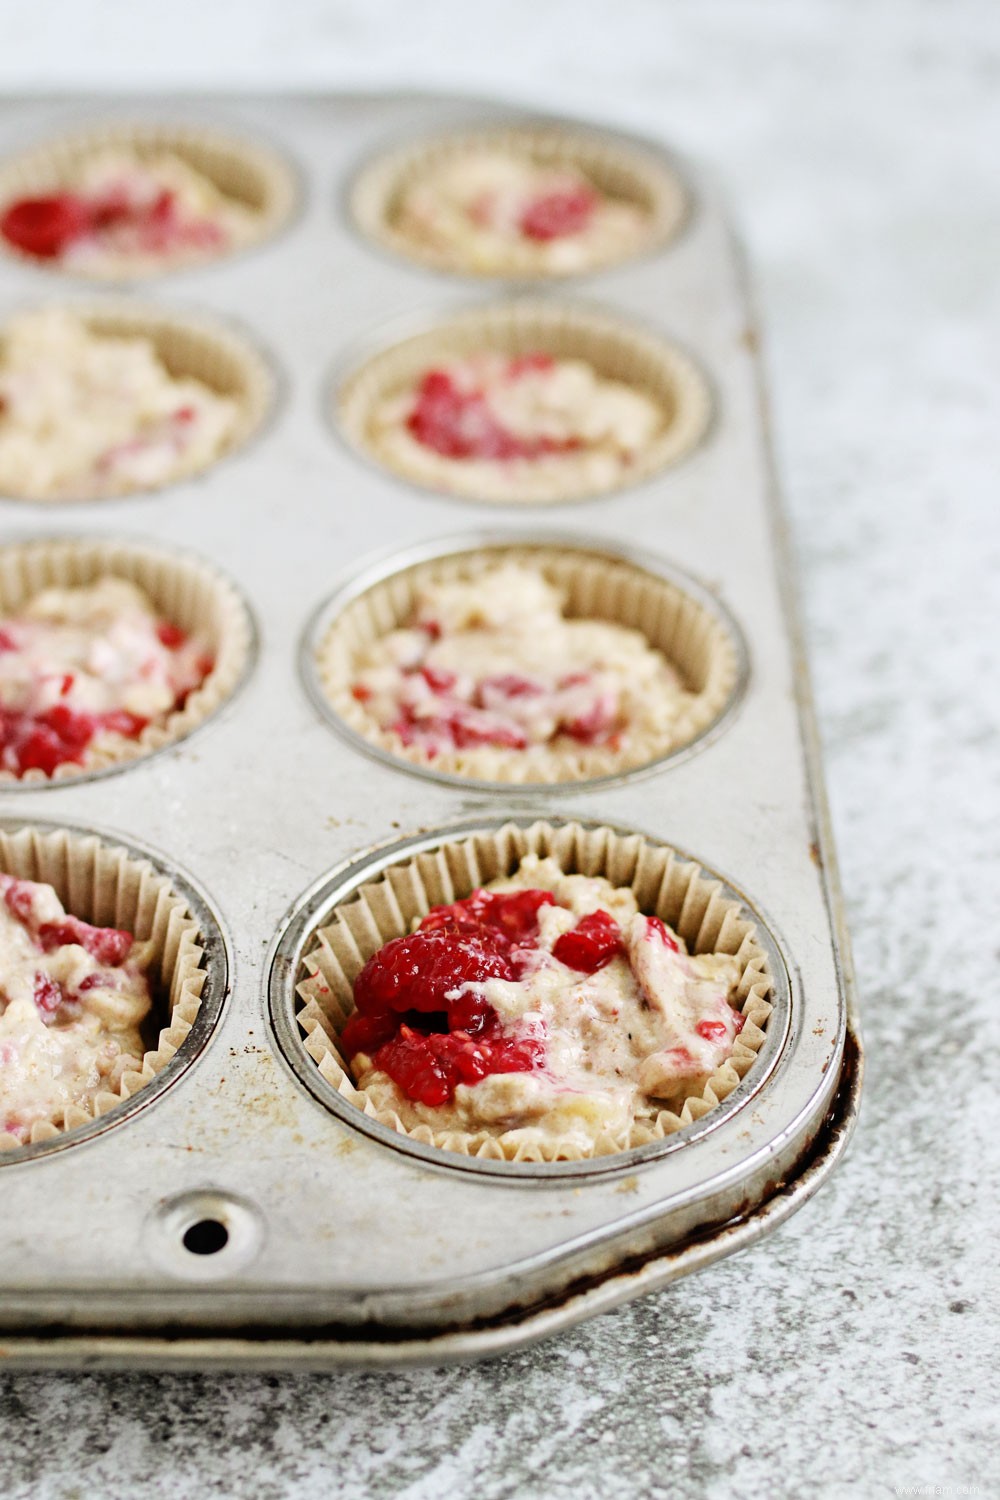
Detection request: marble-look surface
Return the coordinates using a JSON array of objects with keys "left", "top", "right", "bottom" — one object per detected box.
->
[{"left": 1, "top": 3, "right": 997, "bottom": 1496}]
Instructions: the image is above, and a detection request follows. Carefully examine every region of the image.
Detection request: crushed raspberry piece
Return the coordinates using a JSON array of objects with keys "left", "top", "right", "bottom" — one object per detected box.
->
[
  {"left": 32, "top": 971, "right": 65, "bottom": 1016},
  {"left": 559, "top": 695, "right": 619, "bottom": 746},
  {"left": 418, "top": 664, "right": 458, "bottom": 694},
  {"left": 507, "top": 353, "right": 556, "bottom": 378},
  {"left": 420, "top": 887, "right": 555, "bottom": 948},
  {"left": 98, "top": 709, "right": 148, "bottom": 739},
  {"left": 2, "top": 879, "right": 36, "bottom": 926},
  {"left": 373, "top": 1017, "right": 544, "bottom": 1108},
  {"left": 75, "top": 971, "right": 119, "bottom": 994},
  {"left": 155, "top": 620, "right": 188, "bottom": 649},
  {"left": 37, "top": 916, "right": 133, "bottom": 966},
  {"left": 407, "top": 365, "right": 578, "bottom": 463},
  {"left": 696, "top": 1019, "right": 730, "bottom": 1042},
  {"left": 353, "top": 929, "right": 514, "bottom": 1019},
  {"left": 552, "top": 909, "right": 624, "bottom": 973},
  {"left": 645, "top": 915, "right": 680, "bottom": 952},
  {"left": 340, "top": 1007, "right": 401, "bottom": 1059},
  {"left": 0, "top": 628, "right": 18, "bottom": 652},
  {"left": 173, "top": 405, "right": 197, "bottom": 425},
  {"left": 519, "top": 186, "right": 598, "bottom": 241},
  {"left": 732, "top": 1009, "right": 745, "bottom": 1034},
  {"left": 0, "top": 193, "right": 90, "bottom": 258},
  {"left": 477, "top": 674, "right": 546, "bottom": 702},
  {"left": 351, "top": 682, "right": 373, "bottom": 702}
]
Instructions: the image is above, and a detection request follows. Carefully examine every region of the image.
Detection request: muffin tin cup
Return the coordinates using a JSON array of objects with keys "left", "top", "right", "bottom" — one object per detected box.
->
[
  {"left": 0, "top": 535, "right": 256, "bottom": 787},
  {"left": 0, "top": 120, "right": 299, "bottom": 281},
  {"left": 0, "top": 299, "right": 275, "bottom": 503},
  {"left": 0, "top": 819, "right": 228, "bottom": 1156},
  {"left": 289, "top": 817, "right": 777, "bottom": 1167},
  {"left": 349, "top": 119, "right": 688, "bottom": 281},
  {"left": 336, "top": 299, "right": 712, "bottom": 505},
  {"left": 306, "top": 532, "right": 748, "bottom": 788}
]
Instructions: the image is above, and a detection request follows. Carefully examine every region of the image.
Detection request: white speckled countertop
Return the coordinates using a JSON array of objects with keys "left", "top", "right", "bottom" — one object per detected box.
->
[{"left": 0, "top": 2, "right": 997, "bottom": 1495}]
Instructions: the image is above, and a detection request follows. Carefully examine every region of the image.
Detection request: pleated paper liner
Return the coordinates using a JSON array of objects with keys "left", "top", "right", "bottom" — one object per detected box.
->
[
  {"left": 0, "top": 299, "right": 274, "bottom": 503},
  {"left": 0, "top": 121, "right": 298, "bottom": 280},
  {"left": 313, "top": 540, "right": 744, "bottom": 785},
  {"left": 337, "top": 300, "right": 711, "bottom": 504},
  {"left": 349, "top": 121, "right": 687, "bottom": 279},
  {"left": 0, "top": 536, "right": 254, "bottom": 786},
  {"left": 0, "top": 824, "right": 210, "bottom": 1152},
  {"left": 295, "top": 820, "right": 773, "bottom": 1164}
]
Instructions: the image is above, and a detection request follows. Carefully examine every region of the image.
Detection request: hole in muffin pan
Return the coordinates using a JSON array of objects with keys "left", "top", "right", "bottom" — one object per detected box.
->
[
  {"left": 268, "top": 815, "right": 792, "bottom": 1181},
  {"left": 0, "top": 534, "right": 259, "bottom": 789},
  {"left": 346, "top": 117, "right": 690, "bottom": 282},
  {"left": 0, "top": 119, "right": 301, "bottom": 283},
  {"left": 301, "top": 531, "right": 749, "bottom": 793},
  {"left": 144, "top": 1190, "right": 264, "bottom": 1280},
  {"left": 0, "top": 299, "right": 277, "bottom": 506},
  {"left": 182, "top": 1218, "right": 230, "bottom": 1256},
  {"left": 332, "top": 298, "right": 713, "bottom": 507},
  {"left": 0, "top": 817, "right": 231, "bottom": 1163}
]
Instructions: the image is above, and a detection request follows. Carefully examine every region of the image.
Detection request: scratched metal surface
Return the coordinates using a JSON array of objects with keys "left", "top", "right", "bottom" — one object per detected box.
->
[{"left": 0, "top": 93, "right": 854, "bottom": 1364}]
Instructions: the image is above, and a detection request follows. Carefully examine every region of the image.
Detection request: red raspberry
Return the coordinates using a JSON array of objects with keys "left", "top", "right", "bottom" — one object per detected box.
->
[
  {"left": 155, "top": 620, "right": 187, "bottom": 649},
  {"left": 0, "top": 193, "right": 91, "bottom": 258},
  {"left": 695, "top": 1019, "right": 730, "bottom": 1042},
  {"left": 2, "top": 879, "right": 37, "bottom": 927},
  {"left": 353, "top": 929, "right": 513, "bottom": 1018},
  {"left": 420, "top": 887, "right": 555, "bottom": 947},
  {"left": 98, "top": 709, "right": 148, "bottom": 739},
  {"left": 406, "top": 365, "right": 581, "bottom": 464},
  {"left": 552, "top": 909, "right": 623, "bottom": 973},
  {"left": 37, "top": 916, "right": 133, "bottom": 966},
  {"left": 373, "top": 1018, "right": 545, "bottom": 1107},
  {"left": 32, "top": 972, "right": 65, "bottom": 1016},
  {"left": 519, "top": 186, "right": 598, "bottom": 241},
  {"left": 645, "top": 915, "right": 680, "bottom": 952},
  {"left": 339, "top": 1007, "right": 401, "bottom": 1059}
]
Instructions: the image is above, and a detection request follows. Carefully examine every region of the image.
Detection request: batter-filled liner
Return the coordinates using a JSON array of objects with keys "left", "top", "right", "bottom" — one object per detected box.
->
[
  {"left": 336, "top": 300, "right": 711, "bottom": 504},
  {"left": 313, "top": 542, "right": 743, "bottom": 784},
  {"left": 350, "top": 121, "right": 687, "bottom": 279},
  {"left": 295, "top": 820, "right": 773, "bottom": 1163},
  {"left": 0, "top": 824, "right": 209, "bottom": 1151},
  {"left": 0, "top": 300, "right": 274, "bottom": 502},
  {"left": 0, "top": 536, "right": 254, "bottom": 785},
  {"left": 0, "top": 121, "right": 298, "bottom": 280}
]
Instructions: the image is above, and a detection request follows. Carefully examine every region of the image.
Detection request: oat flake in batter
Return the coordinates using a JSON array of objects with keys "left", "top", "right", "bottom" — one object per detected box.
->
[
  {"left": 368, "top": 351, "right": 664, "bottom": 501},
  {"left": 0, "top": 149, "right": 258, "bottom": 276},
  {"left": 0, "top": 309, "right": 239, "bottom": 500},
  {"left": 0, "top": 873, "right": 153, "bottom": 1146},
  {"left": 0, "top": 576, "right": 212, "bottom": 778},
  {"left": 343, "top": 855, "right": 744, "bottom": 1156},
  {"left": 350, "top": 562, "right": 694, "bottom": 780},
  {"left": 393, "top": 150, "right": 650, "bottom": 275}
]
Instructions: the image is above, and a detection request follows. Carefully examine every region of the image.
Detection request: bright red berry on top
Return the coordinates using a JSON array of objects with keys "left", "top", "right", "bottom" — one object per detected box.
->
[{"left": 552, "top": 909, "right": 623, "bottom": 973}]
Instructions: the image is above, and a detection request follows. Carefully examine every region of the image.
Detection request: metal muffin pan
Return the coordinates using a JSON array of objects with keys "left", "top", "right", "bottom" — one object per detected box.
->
[{"left": 0, "top": 93, "right": 861, "bottom": 1370}]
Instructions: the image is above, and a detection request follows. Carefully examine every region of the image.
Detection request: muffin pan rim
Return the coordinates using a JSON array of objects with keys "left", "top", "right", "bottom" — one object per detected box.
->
[
  {"left": 0, "top": 813, "right": 233, "bottom": 1166},
  {"left": 299, "top": 527, "right": 750, "bottom": 793},
  {"left": 268, "top": 811, "right": 794, "bottom": 1182}
]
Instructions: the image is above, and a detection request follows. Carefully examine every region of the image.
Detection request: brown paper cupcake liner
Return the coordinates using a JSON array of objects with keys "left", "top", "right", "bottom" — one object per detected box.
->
[
  {"left": 0, "top": 536, "right": 254, "bottom": 785},
  {"left": 0, "top": 121, "right": 298, "bottom": 280},
  {"left": 337, "top": 301, "right": 711, "bottom": 505},
  {"left": 313, "top": 540, "right": 743, "bottom": 785},
  {"left": 0, "top": 299, "right": 274, "bottom": 503},
  {"left": 295, "top": 820, "right": 774, "bottom": 1164},
  {"left": 350, "top": 121, "right": 687, "bottom": 279},
  {"left": 0, "top": 824, "right": 210, "bottom": 1151}
]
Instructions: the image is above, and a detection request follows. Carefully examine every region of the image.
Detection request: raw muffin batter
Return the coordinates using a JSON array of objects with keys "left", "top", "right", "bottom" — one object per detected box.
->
[
  {"left": 0, "top": 576, "right": 212, "bottom": 777},
  {"left": 343, "top": 855, "right": 744, "bottom": 1156},
  {"left": 0, "top": 309, "right": 239, "bottom": 500},
  {"left": 0, "top": 873, "right": 153, "bottom": 1146},
  {"left": 349, "top": 562, "right": 695, "bottom": 779},
  {"left": 368, "top": 350, "right": 664, "bottom": 501},
  {"left": 0, "top": 148, "right": 258, "bottom": 276},
  {"left": 393, "top": 149, "right": 650, "bottom": 275}
]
